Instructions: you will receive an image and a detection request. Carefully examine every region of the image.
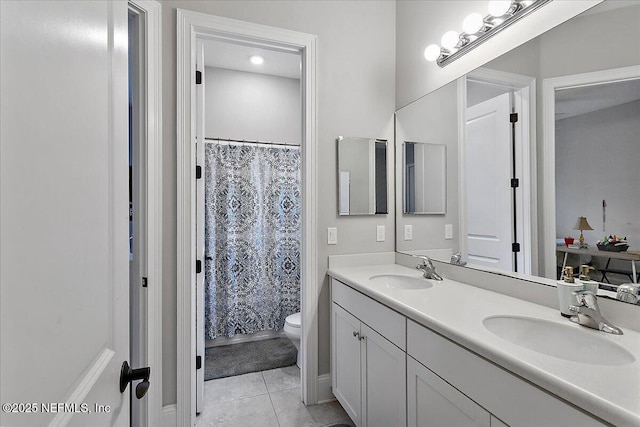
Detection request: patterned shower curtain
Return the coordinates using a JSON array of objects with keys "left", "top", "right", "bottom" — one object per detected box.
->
[{"left": 204, "top": 142, "right": 301, "bottom": 340}]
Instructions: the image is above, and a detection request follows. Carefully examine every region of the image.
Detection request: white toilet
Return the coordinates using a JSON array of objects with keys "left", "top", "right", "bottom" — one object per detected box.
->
[{"left": 284, "top": 312, "right": 301, "bottom": 367}]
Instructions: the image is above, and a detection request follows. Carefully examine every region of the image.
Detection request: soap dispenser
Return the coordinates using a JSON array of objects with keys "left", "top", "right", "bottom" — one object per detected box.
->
[
  {"left": 579, "top": 264, "right": 598, "bottom": 294},
  {"left": 556, "top": 266, "right": 583, "bottom": 317}
]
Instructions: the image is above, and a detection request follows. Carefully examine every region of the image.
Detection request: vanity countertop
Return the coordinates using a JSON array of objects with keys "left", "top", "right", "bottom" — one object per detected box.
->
[{"left": 327, "top": 263, "right": 640, "bottom": 427}]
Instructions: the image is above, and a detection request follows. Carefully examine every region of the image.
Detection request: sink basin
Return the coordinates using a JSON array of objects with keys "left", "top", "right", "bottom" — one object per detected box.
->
[
  {"left": 483, "top": 316, "right": 635, "bottom": 366},
  {"left": 369, "top": 274, "right": 433, "bottom": 290}
]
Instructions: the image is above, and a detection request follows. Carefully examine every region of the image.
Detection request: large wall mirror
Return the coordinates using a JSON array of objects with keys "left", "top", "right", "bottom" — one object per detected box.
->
[
  {"left": 338, "top": 136, "right": 388, "bottom": 215},
  {"left": 395, "top": 0, "right": 640, "bottom": 306}
]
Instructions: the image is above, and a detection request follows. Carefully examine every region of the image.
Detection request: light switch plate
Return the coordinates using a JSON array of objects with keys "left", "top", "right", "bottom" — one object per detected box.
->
[
  {"left": 445, "top": 224, "right": 453, "bottom": 240},
  {"left": 328, "top": 227, "right": 337, "bottom": 245},
  {"left": 376, "top": 225, "right": 385, "bottom": 242},
  {"left": 404, "top": 225, "right": 413, "bottom": 241}
]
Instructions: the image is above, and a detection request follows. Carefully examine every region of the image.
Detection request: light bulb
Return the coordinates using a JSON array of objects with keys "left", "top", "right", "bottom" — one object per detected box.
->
[
  {"left": 441, "top": 31, "right": 460, "bottom": 50},
  {"left": 424, "top": 44, "right": 441, "bottom": 62},
  {"left": 488, "top": 0, "right": 512, "bottom": 17},
  {"left": 249, "top": 55, "right": 264, "bottom": 65},
  {"left": 462, "top": 13, "right": 484, "bottom": 34}
]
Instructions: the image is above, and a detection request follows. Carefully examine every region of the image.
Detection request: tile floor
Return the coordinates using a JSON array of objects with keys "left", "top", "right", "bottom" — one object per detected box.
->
[{"left": 196, "top": 365, "right": 355, "bottom": 427}]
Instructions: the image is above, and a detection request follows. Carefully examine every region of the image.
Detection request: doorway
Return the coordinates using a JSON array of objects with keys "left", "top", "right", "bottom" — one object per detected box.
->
[
  {"left": 176, "top": 12, "right": 318, "bottom": 426},
  {"left": 194, "top": 38, "right": 303, "bottom": 416},
  {"left": 128, "top": 1, "right": 163, "bottom": 425},
  {"left": 459, "top": 68, "right": 537, "bottom": 275},
  {"left": 542, "top": 65, "right": 640, "bottom": 280}
]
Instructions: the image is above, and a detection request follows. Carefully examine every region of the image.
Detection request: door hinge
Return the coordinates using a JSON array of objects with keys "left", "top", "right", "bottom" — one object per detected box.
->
[
  {"left": 510, "top": 178, "right": 519, "bottom": 188},
  {"left": 196, "top": 355, "right": 202, "bottom": 370},
  {"left": 195, "top": 70, "right": 202, "bottom": 85},
  {"left": 142, "top": 277, "right": 148, "bottom": 288},
  {"left": 510, "top": 113, "right": 518, "bottom": 123},
  {"left": 196, "top": 260, "right": 202, "bottom": 274},
  {"left": 512, "top": 242, "right": 521, "bottom": 253},
  {"left": 196, "top": 165, "right": 202, "bottom": 179}
]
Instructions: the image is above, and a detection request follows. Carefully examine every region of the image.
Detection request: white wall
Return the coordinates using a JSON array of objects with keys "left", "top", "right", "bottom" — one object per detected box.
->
[
  {"left": 396, "top": 1, "right": 600, "bottom": 108},
  {"left": 556, "top": 100, "right": 640, "bottom": 246},
  {"left": 160, "top": 0, "right": 395, "bottom": 406},
  {"left": 205, "top": 67, "right": 301, "bottom": 144}
]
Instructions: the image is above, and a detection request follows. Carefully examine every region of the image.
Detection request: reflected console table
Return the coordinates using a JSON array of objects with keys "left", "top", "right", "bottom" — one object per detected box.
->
[{"left": 557, "top": 245, "right": 640, "bottom": 284}]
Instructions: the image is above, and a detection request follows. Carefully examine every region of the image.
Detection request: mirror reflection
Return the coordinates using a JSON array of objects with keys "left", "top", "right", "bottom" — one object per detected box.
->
[
  {"left": 395, "top": 1, "right": 640, "bottom": 304},
  {"left": 403, "top": 142, "right": 446, "bottom": 215},
  {"left": 337, "top": 136, "right": 388, "bottom": 215}
]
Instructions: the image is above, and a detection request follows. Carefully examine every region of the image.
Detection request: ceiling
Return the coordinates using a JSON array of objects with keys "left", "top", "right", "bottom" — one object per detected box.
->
[
  {"left": 555, "top": 78, "right": 640, "bottom": 119},
  {"left": 202, "top": 39, "right": 301, "bottom": 80}
]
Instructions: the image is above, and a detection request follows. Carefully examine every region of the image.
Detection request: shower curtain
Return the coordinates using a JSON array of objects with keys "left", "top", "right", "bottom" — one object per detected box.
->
[{"left": 204, "top": 142, "right": 301, "bottom": 340}]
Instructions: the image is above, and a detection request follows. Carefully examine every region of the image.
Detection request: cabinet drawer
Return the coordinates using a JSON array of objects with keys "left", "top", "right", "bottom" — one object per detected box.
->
[
  {"left": 332, "top": 278, "right": 406, "bottom": 350},
  {"left": 407, "top": 320, "right": 606, "bottom": 427}
]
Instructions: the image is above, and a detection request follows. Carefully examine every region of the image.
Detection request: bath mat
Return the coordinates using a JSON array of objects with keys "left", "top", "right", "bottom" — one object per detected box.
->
[{"left": 204, "top": 337, "right": 297, "bottom": 380}]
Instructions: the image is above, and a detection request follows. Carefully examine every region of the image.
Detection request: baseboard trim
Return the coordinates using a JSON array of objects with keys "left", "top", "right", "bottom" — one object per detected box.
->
[
  {"left": 316, "top": 374, "right": 335, "bottom": 404},
  {"left": 162, "top": 404, "right": 177, "bottom": 427}
]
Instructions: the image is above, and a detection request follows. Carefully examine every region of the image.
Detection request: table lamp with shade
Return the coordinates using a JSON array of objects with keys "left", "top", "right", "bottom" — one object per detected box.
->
[{"left": 574, "top": 216, "right": 593, "bottom": 247}]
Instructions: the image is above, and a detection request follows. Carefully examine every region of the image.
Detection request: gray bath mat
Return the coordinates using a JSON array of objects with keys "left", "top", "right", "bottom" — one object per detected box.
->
[{"left": 205, "top": 337, "right": 297, "bottom": 380}]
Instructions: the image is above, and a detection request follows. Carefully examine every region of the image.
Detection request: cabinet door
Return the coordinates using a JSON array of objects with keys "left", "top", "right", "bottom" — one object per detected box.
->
[
  {"left": 491, "top": 415, "right": 509, "bottom": 427},
  {"left": 361, "top": 324, "right": 406, "bottom": 427},
  {"left": 407, "top": 356, "right": 490, "bottom": 427},
  {"left": 332, "top": 303, "right": 362, "bottom": 426}
]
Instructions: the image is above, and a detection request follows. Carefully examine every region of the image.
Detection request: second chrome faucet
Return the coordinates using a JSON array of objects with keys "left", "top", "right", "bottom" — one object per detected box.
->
[{"left": 414, "top": 255, "right": 443, "bottom": 281}]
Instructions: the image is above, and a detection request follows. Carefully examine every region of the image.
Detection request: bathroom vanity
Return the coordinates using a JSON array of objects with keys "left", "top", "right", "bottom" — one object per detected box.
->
[{"left": 328, "top": 258, "right": 640, "bottom": 427}]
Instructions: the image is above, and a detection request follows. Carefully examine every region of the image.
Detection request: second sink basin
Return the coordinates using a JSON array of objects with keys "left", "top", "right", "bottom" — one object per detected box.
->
[
  {"left": 483, "top": 315, "right": 635, "bottom": 366},
  {"left": 369, "top": 274, "right": 433, "bottom": 290}
]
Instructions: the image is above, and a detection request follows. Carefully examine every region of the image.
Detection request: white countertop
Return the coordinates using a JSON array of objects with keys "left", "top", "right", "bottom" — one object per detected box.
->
[{"left": 327, "top": 263, "right": 640, "bottom": 427}]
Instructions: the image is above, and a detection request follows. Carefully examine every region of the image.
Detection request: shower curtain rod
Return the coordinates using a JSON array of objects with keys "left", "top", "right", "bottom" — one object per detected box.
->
[{"left": 204, "top": 137, "right": 300, "bottom": 148}]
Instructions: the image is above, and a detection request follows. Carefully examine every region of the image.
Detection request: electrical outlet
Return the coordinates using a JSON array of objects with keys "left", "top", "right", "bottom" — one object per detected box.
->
[
  {"left": 404, "top": 225, "right": 413, "bottom": 240},
  {"left": 328, "top": 227, "right": 337, "bottom": 245},
  {"left": 376, "top": 225, "right": 385, "bottom": 242},
  {"left": 445, "top": 224, "right": 453, "bottom": 240}
]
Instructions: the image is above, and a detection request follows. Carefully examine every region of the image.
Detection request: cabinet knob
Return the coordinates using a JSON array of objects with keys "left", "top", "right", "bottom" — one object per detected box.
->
[{"left": 353, "top": 331, "right": 360, "bottom": 339}]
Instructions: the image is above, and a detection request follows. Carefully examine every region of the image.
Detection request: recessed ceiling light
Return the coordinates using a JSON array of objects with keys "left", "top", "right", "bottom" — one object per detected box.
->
[{"left": 250, "top": 55, "right": 264, "bottom": 65}]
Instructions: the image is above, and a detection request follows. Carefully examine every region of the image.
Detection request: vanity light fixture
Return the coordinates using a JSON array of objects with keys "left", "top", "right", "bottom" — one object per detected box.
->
[
  {"left": 424, "top": 0, "right": 551, "bottom": 67},
  {"left": 249, "top": 55, "right": 264, "bottom": 65}
]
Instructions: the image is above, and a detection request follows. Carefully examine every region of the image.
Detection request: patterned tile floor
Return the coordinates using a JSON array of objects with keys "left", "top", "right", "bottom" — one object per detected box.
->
[{"left": 196, "top": 365, "right": 355, "bottom": 427}]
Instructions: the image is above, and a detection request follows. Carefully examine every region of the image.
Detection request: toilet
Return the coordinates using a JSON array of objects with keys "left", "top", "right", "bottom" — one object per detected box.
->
[{"left": 284, "top": 312, "right": 301, "bottom": 367}]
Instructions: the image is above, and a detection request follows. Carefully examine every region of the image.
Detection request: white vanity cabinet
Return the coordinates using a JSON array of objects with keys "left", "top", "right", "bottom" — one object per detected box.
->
[
  {"left": 407, "top": 356, "right": 490, "bottom": 427},
  {"left": 331, "top": 279, "right": 407, "bottom": 427},
  {"left": 330, "top": 277, "right": 609, "bottom": 427}
]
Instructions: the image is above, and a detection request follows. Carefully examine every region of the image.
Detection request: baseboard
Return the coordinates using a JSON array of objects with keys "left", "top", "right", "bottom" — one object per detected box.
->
[
  {"left": 162, "top": 404, "right": 177, "bottom": 427},
  {"left": 316, "top": 373, "right": 335, "bottom": 404}
]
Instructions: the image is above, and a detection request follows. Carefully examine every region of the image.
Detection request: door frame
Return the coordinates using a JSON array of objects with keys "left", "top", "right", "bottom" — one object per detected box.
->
[
  {"left": 542, "top": 65, "right": 640, "bottom": 279},
  {"left": 458, "top": 68, "right": 537, "bottom": 275},
  {"left": 128, "top": 1, "right": 163, "bottom": 426},
  {"left": 176, "top": 10, "right": 318, "bottom": 427}
]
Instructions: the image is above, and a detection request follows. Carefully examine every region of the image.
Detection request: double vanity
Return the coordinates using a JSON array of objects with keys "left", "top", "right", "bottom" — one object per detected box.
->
[{"left": 328, "top": 254, "right": 640, "bottom": 427}]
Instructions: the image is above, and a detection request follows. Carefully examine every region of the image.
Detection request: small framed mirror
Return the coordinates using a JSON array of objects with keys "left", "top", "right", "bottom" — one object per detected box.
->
[
  {"left": 403, "top": 141, "right": 446, "bottom": 214},
  {"left": 337, "top": 136, "right": 388, "bottom": 215}
]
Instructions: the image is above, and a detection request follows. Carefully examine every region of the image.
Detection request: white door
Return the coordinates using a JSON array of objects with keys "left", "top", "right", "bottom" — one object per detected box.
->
[
  {"left": 331, "top": 303, "right": 362, "bottom": 426},
  {"left": 195, "top": 40, "right": 206, "bottom": 415},
  {"left": 407, "top": 357, "right": 490, "bottom": 427},
  {"left": 1, "top": 2, "right": 131, "bottom": 427},
  {"left": 361, "top": 324, "right": 406, "bottom": 427},
  {"left": 465, "top": 93, "right": 514, "bottom": 271}
]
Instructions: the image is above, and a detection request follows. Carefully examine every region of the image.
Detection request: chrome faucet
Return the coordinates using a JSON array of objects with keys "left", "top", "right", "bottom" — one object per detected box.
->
[
  {"left": 568, "top": 290, "right": 623, "bottom": 335},
  {"left": 450, "top": 252, "right": 466, "bottom": 266},
  {"left": 413, "top": 255, "right": 443, "bottom": 281}
]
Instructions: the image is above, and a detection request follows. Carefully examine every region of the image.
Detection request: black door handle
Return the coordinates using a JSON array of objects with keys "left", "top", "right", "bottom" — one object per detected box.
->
[{"left": 119, "top": 361, "right": 151, "bottom": 399}]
